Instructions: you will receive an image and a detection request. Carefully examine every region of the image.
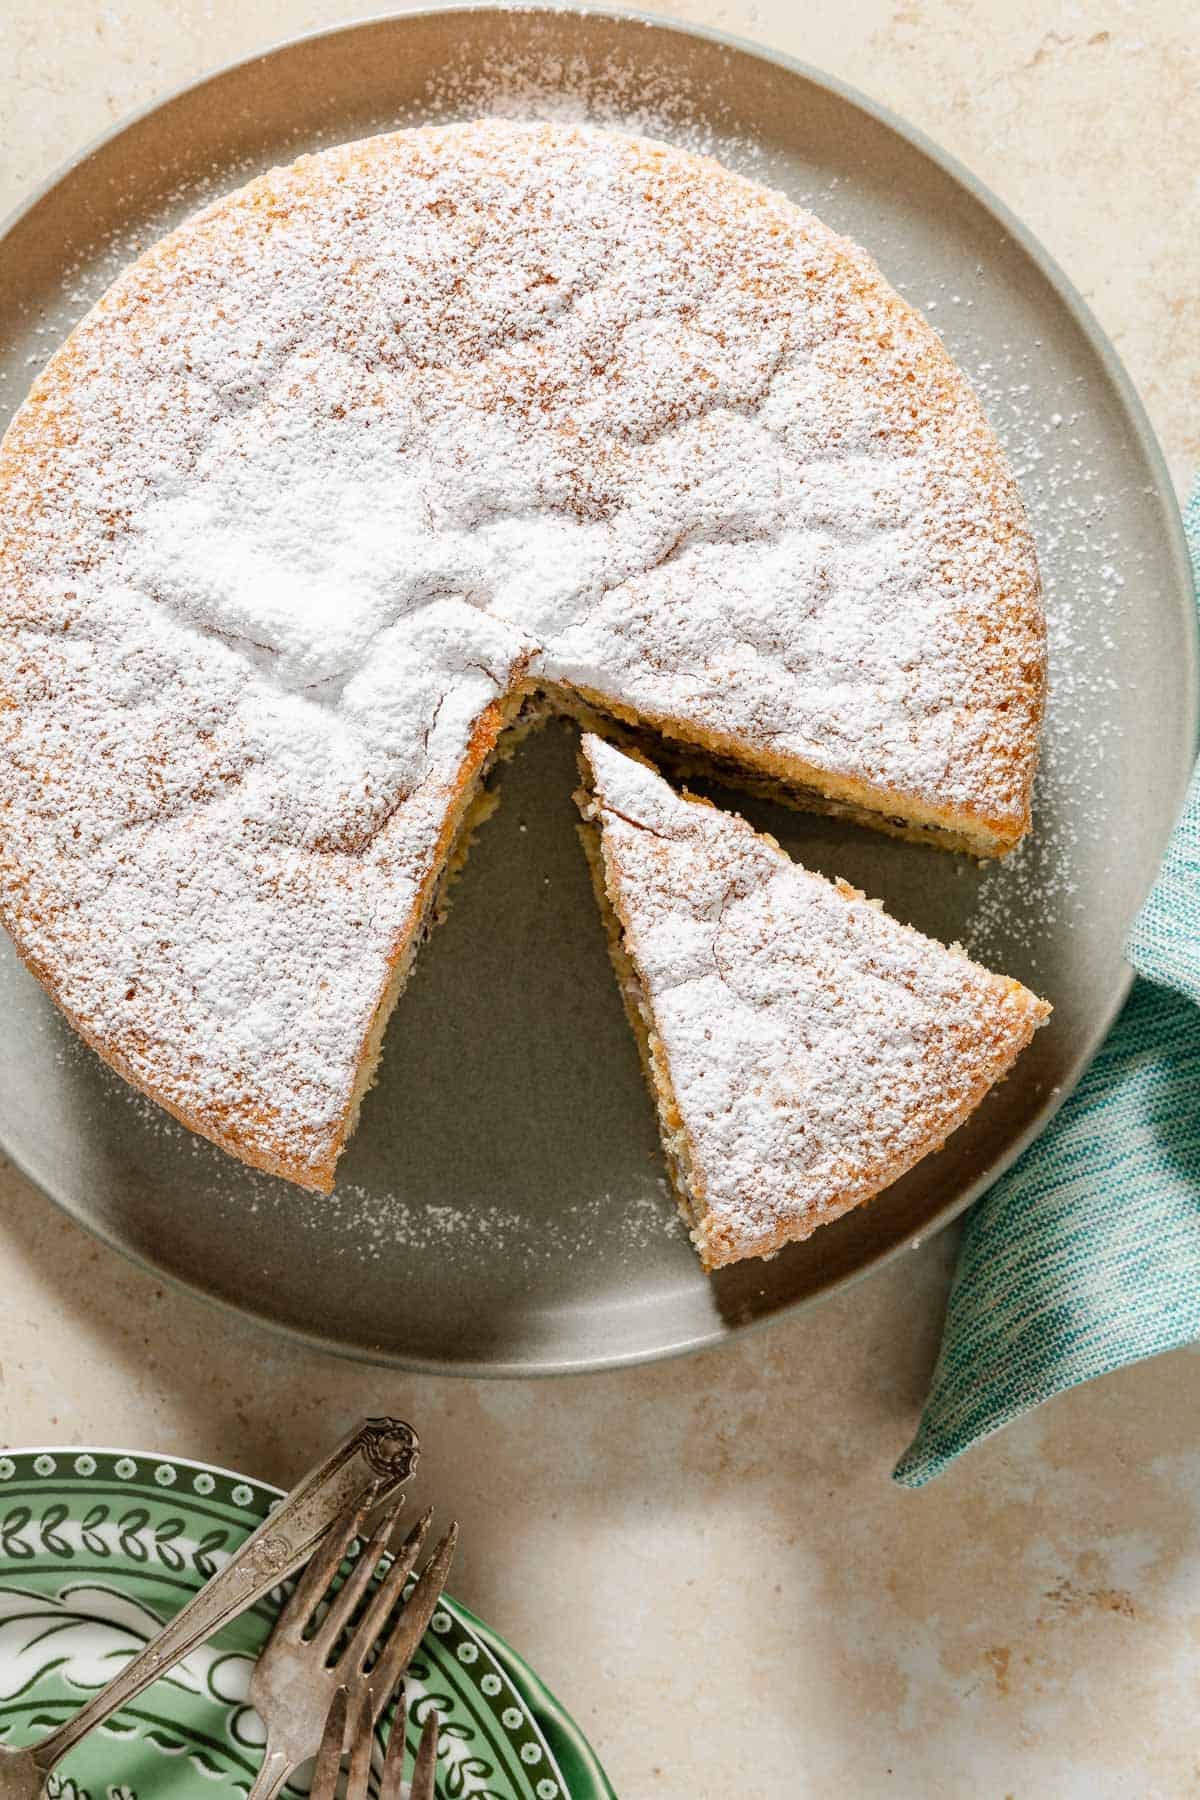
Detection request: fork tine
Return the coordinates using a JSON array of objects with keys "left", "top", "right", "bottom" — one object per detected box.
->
[
  {"left": 375, "top": 1683, "right": 408, "bottom": 1800},
  {"left": 340, "top": 1512, "right": 436, "bottom": 1675},
  {"left": 358, "top": 1524, "right": 458, "bottom": 1696},
  {"left": 310, "top": 1500, "right": 413, "bottom": 1654},
  {"left": 345, "top": 1684, "right": 376, "bottom": 1800},
  {"left": 410, "top": 1710, "right": 440, "bottom": 1800},
  {"left": 379, "top": 1511, "right": 434, "bottom": 1597},
  {"left": 277, "top": 1484, "right": 381, "bottom": 1639},
  {"left": 308, "top": 1685, "right": 350, "bottom": 1800}
]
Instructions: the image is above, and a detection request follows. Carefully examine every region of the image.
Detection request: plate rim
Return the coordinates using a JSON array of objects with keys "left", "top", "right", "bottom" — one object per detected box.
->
[
  {"left": 0, "top": 1441, "right": 612, "bottom": 1800},
  {"left": 0, "top": 3, "right": 1195, "bottom": 1376}
]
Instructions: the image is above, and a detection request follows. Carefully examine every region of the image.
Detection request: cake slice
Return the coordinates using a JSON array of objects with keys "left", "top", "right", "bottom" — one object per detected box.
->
[{"left": 576, "top": 734, "right": 1050, "bottom": 1269}]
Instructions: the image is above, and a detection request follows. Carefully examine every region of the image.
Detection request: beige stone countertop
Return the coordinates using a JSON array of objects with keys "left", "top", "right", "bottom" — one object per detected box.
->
[{"left": 1, "top": 3, "right": 1198, "bottom": 1795}]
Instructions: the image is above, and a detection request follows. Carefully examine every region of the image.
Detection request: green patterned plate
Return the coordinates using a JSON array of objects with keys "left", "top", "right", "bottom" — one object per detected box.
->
[{"left": 0, "top": 1449, "right": 614, "bottom": 1800}]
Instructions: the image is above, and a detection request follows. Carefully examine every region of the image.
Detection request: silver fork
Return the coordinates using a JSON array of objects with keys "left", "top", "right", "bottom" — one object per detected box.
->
[
  {"left": 0, "top": 1418, "right": 420, "bottom": 1800},
  {"left": 311, "top": 1684, "right": 440, "bottom": 1800},
  {"left": 246, "top": 1489, "right": 457, "bottom": 1799}
]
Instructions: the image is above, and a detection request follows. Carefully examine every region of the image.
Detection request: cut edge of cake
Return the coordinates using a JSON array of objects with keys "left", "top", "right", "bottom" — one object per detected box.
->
[
  {"left": 553, "top": 680, "right": 1030, "bottom": 860},
  {"left": 574, "top": 731, "right": 1051, "bottom": 1270},
  {"left": 319, "top": 687, "right": 552, "bottom": 1191}
]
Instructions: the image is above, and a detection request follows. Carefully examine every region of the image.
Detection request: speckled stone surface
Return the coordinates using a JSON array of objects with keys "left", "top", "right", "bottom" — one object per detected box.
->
[{"left": 1, "top": 5, "right": 1198, "bottom": 1795}]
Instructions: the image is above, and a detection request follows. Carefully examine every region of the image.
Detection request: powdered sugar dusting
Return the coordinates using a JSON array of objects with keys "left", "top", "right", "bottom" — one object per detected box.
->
[
  {"left": 418, "top": 36, "right": 760, "bottom": 168},
  {"left": 929, "top": 336, "right": 1140, "bottom": 972},
  {"left": 581, "top": 734, "right": 1050, "bottom": 1267},
  {"left": 328, "top": 1178, "right": 687, "bottom": 1261},
  {"left": 2, "top": 39, "right": 763, "bottom": 407},
  {"left": 0, "top": 118, "right": 1042, "bottom": 1180}
]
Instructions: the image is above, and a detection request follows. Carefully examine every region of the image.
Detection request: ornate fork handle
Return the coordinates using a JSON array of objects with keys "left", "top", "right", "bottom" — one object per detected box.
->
[{"left": 28, "top": 1417, "right": 419, "bottom": 1780}]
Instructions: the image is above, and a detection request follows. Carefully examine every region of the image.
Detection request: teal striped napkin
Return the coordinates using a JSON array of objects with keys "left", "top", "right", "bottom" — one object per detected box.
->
[{"left": 894, "top": 481, "right": 1200, "bottom": 1487}]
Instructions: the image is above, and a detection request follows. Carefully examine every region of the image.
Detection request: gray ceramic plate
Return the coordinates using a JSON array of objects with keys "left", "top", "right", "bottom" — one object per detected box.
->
[{"left": 0, "top": 7, "right": 1195, "bottom": 1373}]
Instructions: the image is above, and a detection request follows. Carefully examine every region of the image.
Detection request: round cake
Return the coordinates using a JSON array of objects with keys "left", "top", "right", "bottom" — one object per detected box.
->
[{"left": 0, "top": 119, "right": 1045, "bottom": 1191}]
